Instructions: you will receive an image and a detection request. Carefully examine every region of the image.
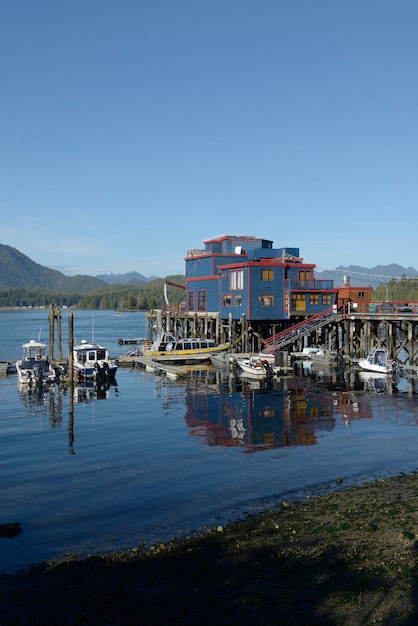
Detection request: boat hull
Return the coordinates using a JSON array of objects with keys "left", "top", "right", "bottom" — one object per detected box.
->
[
  {"left": 358, "top": 360, "right": 393, "bottom": 374},
  {"left": 237, "top": 358, "right": 276, "bottom": 378},
  {"left": 16, "top": 361, "right": 56, "bottom": 385},
  {"left": 143, "top": 344, "right": 230, "bottom": 362},
  {"left": 358, "top": 347, "right": 396, "bottom": 375},
  {"left": 73, "top": 364, "right": 118, "bottom": 379}
]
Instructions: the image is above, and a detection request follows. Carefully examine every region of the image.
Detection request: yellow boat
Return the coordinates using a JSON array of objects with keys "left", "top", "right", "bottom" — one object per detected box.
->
[{"left": 142, "top": 332, "right": 230, "bottom": 362}]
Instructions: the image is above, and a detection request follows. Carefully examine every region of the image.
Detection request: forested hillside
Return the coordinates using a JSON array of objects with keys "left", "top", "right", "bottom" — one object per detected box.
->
[
  {"left": 0, "top": 244, "right": 185, "bottom": 309},
  {"left": 0, "top": 244, "right": 105, "bottom": 291},
  {"left": 2, "top": 242, "right": 418, "bottom": 310},
  {"left": 0, "top": 276, "right": 185, "bottom": 310}
]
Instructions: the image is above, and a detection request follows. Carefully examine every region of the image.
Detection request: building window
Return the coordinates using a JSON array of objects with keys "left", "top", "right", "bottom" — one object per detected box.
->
[
  {"left": 322, "top": 294, "right": 332, "bottom": 305},
  {"left": 309, "top": 294, "right": 319, "bottom": 305},
  {"left": 188, "top": 291, "right": 195, "bottom": 311},
  {"left": 299, "top": 270, "right": 311, "bottom": 280},
  {"left": 357, "top": 291, "right": 365, "bottom": 298},
  {"left": 223, "top": 294, "right": 232, "bottom": 307},
  {"left": 229, "top": 269, "right": 243, "bottom": 290},
  {"left": 198, "top": 290, "right": 207, "bottom": 311},
  {"left": 261, "top": 269, "right": 273, "bottom": 281},
  {"left": 260, "top": 294, "right": 274, "bottom": 306},
  {"left": 292, "top": 293, "right": 306, "bottom": 311},
  {"left": 234, "top": 295, "right": 242, "bottom": 306}
]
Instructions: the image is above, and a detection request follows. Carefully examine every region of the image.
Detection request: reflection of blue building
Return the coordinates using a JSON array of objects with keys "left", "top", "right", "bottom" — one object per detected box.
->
[
  {"left": 184, "top": 380, "right": 335, "bottom": 451},
  {"left": 185, "top": 235, "right": 336, "bottom": 321}
]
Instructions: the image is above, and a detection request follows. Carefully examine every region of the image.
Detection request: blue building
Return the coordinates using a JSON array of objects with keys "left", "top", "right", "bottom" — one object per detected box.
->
[{"left": 185, "top": 235, "right": 336, "bottom": 321}]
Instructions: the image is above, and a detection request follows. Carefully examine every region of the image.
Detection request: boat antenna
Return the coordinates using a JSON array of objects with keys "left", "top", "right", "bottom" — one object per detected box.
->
[
  {"left": 92, "top": 314, "right": 95, "bottom": 342},
  {"left": 38, "top": 327, "right": 42, "bottom": 341}
]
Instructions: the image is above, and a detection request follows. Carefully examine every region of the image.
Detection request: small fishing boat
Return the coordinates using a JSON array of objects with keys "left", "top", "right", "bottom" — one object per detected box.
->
[
  {"left": 72, "top": 340, "right": 118, "bottom": 380},
  {"left": 142, "top": 331, "right": 230, "bottom": 362},
  {"left": 358, "top": 347, "right": 397, "bottom": 375},
  {"left": 209, "top": 352, "right": 236, "bottom": 368},
  {"left": 16, "top": 340, "right": 56, "bottom": 385},
  {"left": 236, "top": 356, "right": 277, "bottom": 378},
  {"left": 310, "top": 347, "right": 346, "bottom": 366}
]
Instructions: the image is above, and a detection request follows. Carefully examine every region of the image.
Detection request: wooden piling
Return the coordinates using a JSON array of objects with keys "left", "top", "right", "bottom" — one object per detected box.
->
[{"left": 68, "top": 313, "right": 74, "bottom": 386}]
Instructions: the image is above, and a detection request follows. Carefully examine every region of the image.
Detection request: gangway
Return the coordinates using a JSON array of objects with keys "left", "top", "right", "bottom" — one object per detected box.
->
[{"left": 261, "top": 308, "right": 340, "bottom": 354}]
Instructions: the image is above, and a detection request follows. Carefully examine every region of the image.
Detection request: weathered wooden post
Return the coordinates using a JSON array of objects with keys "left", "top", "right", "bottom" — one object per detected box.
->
[
  {"left": 68, "top": 313, "right": 74, "bottom": 386},
  {"left": 241, "top": 313, "right": 247, "bottom": 353},
  {"left": 48, "top": 304, "right": 55, "bottom": 361},
  {"left": 56, "top": 307, "right": 62, "bottom": 361}
]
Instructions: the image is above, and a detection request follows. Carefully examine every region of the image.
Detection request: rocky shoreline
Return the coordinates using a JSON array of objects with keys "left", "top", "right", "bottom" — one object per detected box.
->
[{"left": 2, "top": 473, "right": 418, "bottom": 624}]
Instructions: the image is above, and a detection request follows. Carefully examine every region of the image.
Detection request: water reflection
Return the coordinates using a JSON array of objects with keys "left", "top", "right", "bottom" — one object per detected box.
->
[
  {"left": 179, "top": 365, "right": 418, "bottom": 451},
  {"left": 359, "top": 371, "right": 398, "bottom": 394},
  {"left": 73, "top": 378, "right": 119, "bottom": 403},
  {"left": 183, "top": 370, "right": 342, "bottom": 451},
  {"left": 17, "top": 383, "right": 63, "bottom": 428}
]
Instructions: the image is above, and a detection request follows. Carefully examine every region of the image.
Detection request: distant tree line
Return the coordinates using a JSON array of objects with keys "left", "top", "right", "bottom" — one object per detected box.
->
[
  {"left": 373, "top": 275, "right": 418, "bottom": 302},
  {"left": 3, "top": 274, "right": 418, "bottom": 311},
  {"left": 0, "top": 276, "right": 185, "bottom": 310}
]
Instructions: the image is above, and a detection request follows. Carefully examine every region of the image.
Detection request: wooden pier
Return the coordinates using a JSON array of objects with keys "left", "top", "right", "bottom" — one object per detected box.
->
[
  {"left": 146, "top": 308, "right": 418, "bottom": 366},
  {"left": 41, "top": 304, "right": 418, "bottom": 372}
]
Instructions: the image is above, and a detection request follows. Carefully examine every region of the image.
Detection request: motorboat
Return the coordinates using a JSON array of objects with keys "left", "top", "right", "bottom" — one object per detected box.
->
[
  {"left": 142, "top": 331, "right": 230, "bottom": 362},
  {"left": 72, "top": 340, "right": 118, "bottom": 380},
  {"left": 310, "top": 347, "right": 346, "bottom": 366},
  {"left": 16, "top": 340, "right": 56, "bottom": 385},
  {"left": 358, "top": 347, "right": 397, "bottom": 375},
  {"left": 209, "top": 352, "right": 236, "bottom": 368},
  {"left": 236, "top": 356, "right": 278, "bottom": 378}
]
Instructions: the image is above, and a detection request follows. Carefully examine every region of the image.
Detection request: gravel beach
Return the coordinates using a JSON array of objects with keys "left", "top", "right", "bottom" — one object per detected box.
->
[{"left": 2, "top": 472, "right": 418, "bottom": 625}]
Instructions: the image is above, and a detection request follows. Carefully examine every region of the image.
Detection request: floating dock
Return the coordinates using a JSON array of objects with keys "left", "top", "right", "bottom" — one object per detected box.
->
[{"left": 133, "top": 357, "right": 190, "bottom": 378}]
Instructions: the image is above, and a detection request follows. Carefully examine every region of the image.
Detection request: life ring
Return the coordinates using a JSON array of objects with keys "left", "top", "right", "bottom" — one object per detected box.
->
[{"left": 166, "top": 342, "right": 173, "bottom": 351}]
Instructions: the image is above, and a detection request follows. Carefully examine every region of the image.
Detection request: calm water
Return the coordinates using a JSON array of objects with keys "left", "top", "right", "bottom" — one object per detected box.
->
[{"left": 2, "top": 309, "right": 418, "bottom": 573}]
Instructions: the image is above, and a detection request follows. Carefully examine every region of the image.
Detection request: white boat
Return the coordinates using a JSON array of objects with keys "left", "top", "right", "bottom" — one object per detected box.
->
[
  {"left": 290, "top": 346, "right": 321, "bottom": 359},
  {"left": 142, "top": 331, "right": 230, "bottom": 362},
  {"left": 358, "top": 347, "right": 397, "bottom": 374},
  {"left": 237, "top": 356, "right": 278, "bottom": 378},
  {"left": 209, "top": 352, "right": 236, "bottom": 368},
  {"left": 72, "top": 340, "right": 118, "bottom": 380},
  {"left": 310, "top": 347, "right": 346, "bottom": 366},
  {"left": 16, "top": 340, "right": 56, "bottom": 385}
]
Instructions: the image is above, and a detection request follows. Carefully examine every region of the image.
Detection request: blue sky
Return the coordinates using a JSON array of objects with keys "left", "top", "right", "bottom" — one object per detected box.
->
[{"left": 1, "top": 0, "right": 417, "bottom": 278}]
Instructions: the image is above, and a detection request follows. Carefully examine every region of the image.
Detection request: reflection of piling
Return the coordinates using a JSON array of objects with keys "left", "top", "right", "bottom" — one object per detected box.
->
[
  {"left": 68, "top": 313, "right": 74, "bottom": 386},
  {"left": 68, "top": 312, "right": 75, "bottom": 454},
  {"left": 68, "top": 400, "right": 75, "bottom": 455}
]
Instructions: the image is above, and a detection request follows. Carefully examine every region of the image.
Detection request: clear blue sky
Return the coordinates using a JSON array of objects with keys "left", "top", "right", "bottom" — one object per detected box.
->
[{"left": 1, "top": 0, "right": 417, "bottom": 278}]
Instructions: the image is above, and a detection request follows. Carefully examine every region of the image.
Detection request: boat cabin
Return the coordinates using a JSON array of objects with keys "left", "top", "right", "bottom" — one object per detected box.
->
[{"left": 73, "top": 341, "right": 108, "bottom": 365}]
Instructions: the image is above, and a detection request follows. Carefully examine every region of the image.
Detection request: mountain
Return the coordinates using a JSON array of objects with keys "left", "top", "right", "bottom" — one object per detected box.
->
[
  {"left": 315, "top": 264, "right": 418, "bottom": 290},
  {"left": 95, "top": 271, "right": 154, "bottom": 285},
  {"left": 2, "top": 242, "right": 417, "bottom": 294},
  {"left": 0, "top": 244, "right": 106, "bottom": 292}
]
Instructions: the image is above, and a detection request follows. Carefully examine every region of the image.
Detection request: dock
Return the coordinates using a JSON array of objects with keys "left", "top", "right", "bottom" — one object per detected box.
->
[
  {"left": 132, "top": 357, "right": 190, "bottom": 378},
  {"left": 118, "top": 337, "right": 144, "bottom": 345}
]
